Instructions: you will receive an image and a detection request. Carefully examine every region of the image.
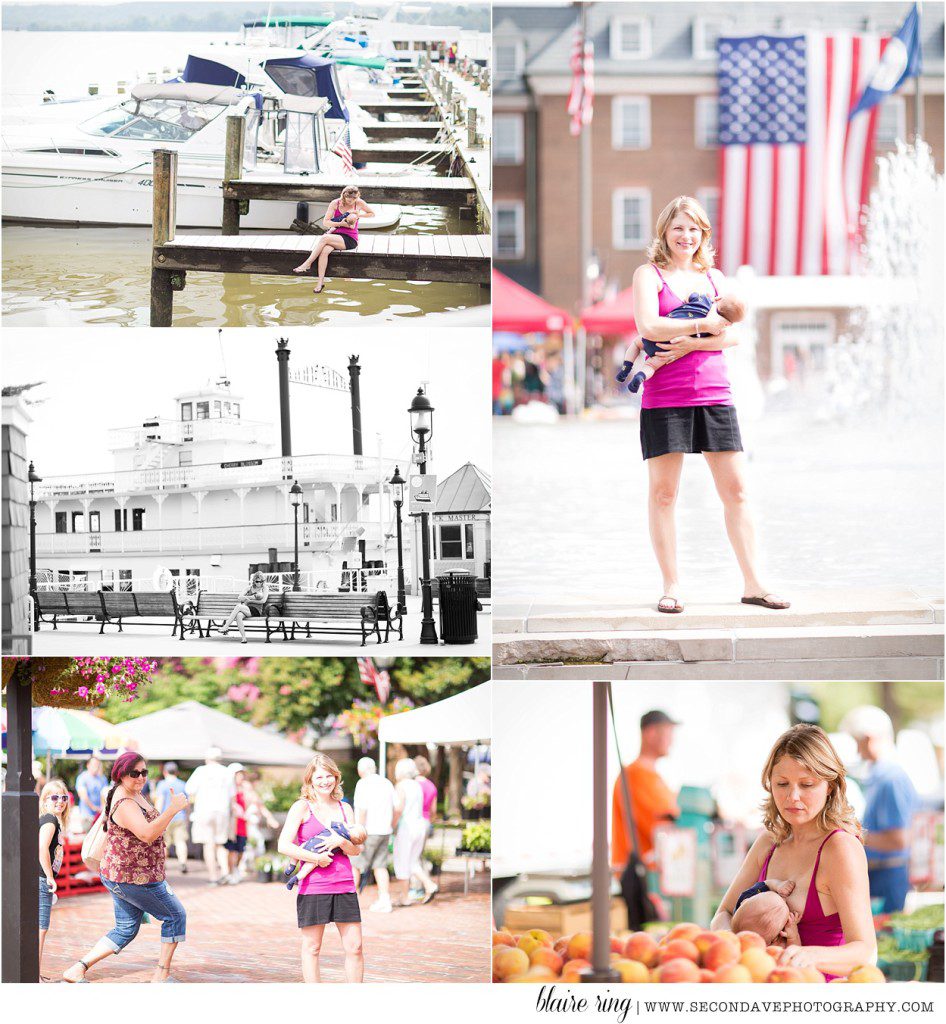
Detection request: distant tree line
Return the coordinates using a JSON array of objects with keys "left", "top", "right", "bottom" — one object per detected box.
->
[{"left": 3, "top": 2, "right": 490, "bottom": 33}]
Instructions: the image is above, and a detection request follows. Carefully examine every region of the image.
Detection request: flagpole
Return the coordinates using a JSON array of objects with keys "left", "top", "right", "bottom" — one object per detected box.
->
[
  {"left": 914, "top": 1, "right": 924, "bottom": 140},
  {"left": 578, "top": 1, "right": 592, "bottom": 413}
]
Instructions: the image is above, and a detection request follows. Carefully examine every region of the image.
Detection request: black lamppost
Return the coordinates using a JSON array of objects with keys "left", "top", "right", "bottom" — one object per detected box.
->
[
  {"left": 28, "top": 460, "right": 42, "bottom": 631},
  {"left": 389, "top": 465, "right": 407, "bottom": 617},
  {"left": 408, "top": 388, "right": 438, "bottom": 645},
  {"left": 289, "top": 479, "right": 303, "bottom": 591}
]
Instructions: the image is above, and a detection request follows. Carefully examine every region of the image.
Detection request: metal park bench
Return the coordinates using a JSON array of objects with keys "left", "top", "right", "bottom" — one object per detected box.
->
[{"left": 35, "top": 590, "right": 183, "bottom": 636}]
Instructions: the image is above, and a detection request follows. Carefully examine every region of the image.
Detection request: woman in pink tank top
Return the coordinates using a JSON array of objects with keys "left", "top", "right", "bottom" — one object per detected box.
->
[
  {"left": 278, "top": 753, "right": 366, "bottom": 983},
  {"left": 292, "top": 184, "right": 376, "bottom": 295},
  {"left": 711, "top": 725, "right": 877, "bottom": 980},
  {"left": 631, "top": 195, "right": 789, "bottom": 616}
]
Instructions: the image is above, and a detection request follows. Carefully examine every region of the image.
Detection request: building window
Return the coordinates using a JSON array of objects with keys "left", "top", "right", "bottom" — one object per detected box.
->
[
  {"left": 493, "top": 113, "right": 524, "bottom": 164},
  {"left": 233, "top": 403, "right": 241, "bottom": 418},
  {"left": 71, "top": 511, "right": 85, "bottom": 533},
  {"left": 465, "top": 524, "right": 475, "bottom": 560},
  {"left": 440, "top": 524, "right": 463, "bottom": 559},
  {"left": 330, "top": 503, "right": 338, "bottom": 522},
  {"left": 303, "top": 503, "right": 311, "bottom": 524},
  {"left": 610, "top": 16, "right": 651, "bottom": 60},
  {"left": 196, "top": 402, "right": 209, "bottom": 420},
  {"left": 612, "top": 188, "right": 652, "bottom": 250},
  {"left": 102, "top": 569, "right": 116, "bottom": 591},
  {"left": 89, "top": 511, "right": 100, "bottom": 533},
  {"left": 495, "top": 201, "right": 525, "bottom": 259},
  {"left": 495, "top": 40, "right": 523, "bottom": 78},
  {"left": 114, "top": 508, "right": 127, "bottom": 532},
  {"left": 119, "top": 569, "right": 133, "bottom": 591},
  {"left": 695, "top": 96, "right": 719, "bottom": 148},
  {"left": 611, "top": 97, "right": 650, "bottom": 149},
  {"left": 55, "top": 512, "right": 67, "bottom": 534},
  {"left": 213, "top": 400, "right": 221, "bottom": 417},
  {"left": 695, "top": 188, "right": 721, "bottom": 234},
  {"left": 693, "top": 17, "right": 728, "bottom": 60},
  {"left": 132, "top": 507, "right": 145, "bottom": 532},
  {"left": 179, "top": 450, "right": 193, "bottom": 467},
  {"left": 180, "top": 402, "right": 192, "bottom": 421},
  {"left": 876, "top": 95, "right": 906, "bottom": 145}
]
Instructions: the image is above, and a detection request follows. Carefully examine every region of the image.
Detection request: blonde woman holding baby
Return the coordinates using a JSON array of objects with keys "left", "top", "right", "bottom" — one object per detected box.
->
[
  {"left": 631, "top": 195, "right": 789, "bottom": 615},
  {"left": 710, "top": 724, "right": 876, "bottom": 980}
]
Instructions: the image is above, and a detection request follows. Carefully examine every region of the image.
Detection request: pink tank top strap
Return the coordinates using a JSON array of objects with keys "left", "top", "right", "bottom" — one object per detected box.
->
[
  {"left": 650, "top": 263, "right": 668, "bottom": 287},
  {"left": 706, "top": 269, "right": 720, "bottom": 298},
  {"left": 805, "top": 829, "right": 842, "bottom": 909},
  {"left": 758, "top": 843, "right": 777, "bottom": 881}
]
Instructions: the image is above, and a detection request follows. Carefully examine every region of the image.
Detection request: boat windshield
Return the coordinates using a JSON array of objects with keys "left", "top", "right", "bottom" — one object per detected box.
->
[{"left": 80, "top": 97, "right": 225, "bottom": 142}]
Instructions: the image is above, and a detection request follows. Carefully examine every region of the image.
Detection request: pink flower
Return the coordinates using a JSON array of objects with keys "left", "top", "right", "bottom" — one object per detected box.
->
[
  {"left": 77, "top": 686, "right": 89, "bottom": 698},
  {"left": 279, "top": 684, "right": 292, "bottom": 696}
]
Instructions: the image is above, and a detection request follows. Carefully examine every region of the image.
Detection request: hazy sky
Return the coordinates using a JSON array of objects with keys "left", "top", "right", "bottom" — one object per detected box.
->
[{"left": 3, "top": 325, "right": 491, "bottom": 480}]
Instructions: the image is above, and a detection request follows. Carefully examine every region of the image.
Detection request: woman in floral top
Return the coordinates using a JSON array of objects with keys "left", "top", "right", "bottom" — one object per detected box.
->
[{"left": 63, "top": 752, "right": 189, "bottom": 983}]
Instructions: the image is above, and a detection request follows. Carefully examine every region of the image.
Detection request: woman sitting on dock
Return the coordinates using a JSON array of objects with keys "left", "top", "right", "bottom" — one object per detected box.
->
[
  {"left": 221, "top": 571, "right": 269, "bottom": 643},
  {"left": 292, "top": 185, "right": 376, "bottom": 294}
]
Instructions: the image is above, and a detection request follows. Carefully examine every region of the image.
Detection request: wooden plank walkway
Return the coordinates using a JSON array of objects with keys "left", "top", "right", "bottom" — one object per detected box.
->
[
  {"left": 351, "top": 140, "right": 452, "bottom": 165},
  {"left": 385, "top": 87, "right": 431, "bottom": 99},
  {"left": 361, "top": 121, "right": 444, "bottom": 141},
  {"left": 359, "top": 100, "right": 439, "bottom": 118},
  {"left": 229, "top": 172, "right": 474, "bottom": 207}
]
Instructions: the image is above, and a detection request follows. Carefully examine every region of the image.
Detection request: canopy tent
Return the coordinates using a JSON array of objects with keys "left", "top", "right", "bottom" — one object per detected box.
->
[
  {"left": 491, "top": 270, "right": 570, "bottom": 334},
  {"left": 580, "top": 286, "right": 636, "bottom": 336},
  {"left": 118, "top": 700, "right": 313, "bottom": 766},
  {"left": 378, "top": 682, "right": 491, "bottom": 774},
  {"left": 31, "top": 708, "right": 128, "bottom": 758}
]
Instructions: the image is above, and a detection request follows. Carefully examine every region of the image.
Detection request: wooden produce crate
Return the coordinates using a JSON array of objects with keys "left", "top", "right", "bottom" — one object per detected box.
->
[
  {"left": 503, "top": 898, "right": 627, "bottom": 937},
  {"left": 56, "top": 839, "right": 106, "bottom": 899}
]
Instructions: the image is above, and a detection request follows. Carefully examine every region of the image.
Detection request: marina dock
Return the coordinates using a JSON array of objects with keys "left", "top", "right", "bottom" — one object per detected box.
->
[
  {"left": 361, "top": 121, "right": 444, "bottom": 140},
  {"left": 350, "top": 140, "right": 453, "bottom": 167},
  {"left": 226, "top": 173, "right": 476, "bottom": 208}
]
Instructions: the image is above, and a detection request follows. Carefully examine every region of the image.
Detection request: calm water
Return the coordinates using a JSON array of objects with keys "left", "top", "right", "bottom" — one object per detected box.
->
[
  {"left": 1, "top": 31, "right": 487, "bottom": 326},
  {"left": 493, "top": 408, "right": 944, "bottom": 602}
]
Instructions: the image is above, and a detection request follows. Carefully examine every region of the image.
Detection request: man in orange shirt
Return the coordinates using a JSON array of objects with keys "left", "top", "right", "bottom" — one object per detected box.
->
[{"left": 611, "top": 710, "right": 680, "bottom": 871}]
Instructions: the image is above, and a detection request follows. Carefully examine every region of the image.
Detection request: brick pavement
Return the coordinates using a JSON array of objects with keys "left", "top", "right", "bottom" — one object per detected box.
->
[{"left": 42, "top": 862, "right": 491, "bottom": 983}]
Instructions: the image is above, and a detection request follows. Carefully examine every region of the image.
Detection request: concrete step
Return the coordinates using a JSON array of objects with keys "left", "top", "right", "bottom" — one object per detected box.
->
[
  {"left": 493, "top": 623, "right": 943, "bottom": 666},
  {"left": 494, "top": 587, "right": 942, "bottom": 636},
  {"left": 493, "top": 656, "right": 943, "bottom": 681}
]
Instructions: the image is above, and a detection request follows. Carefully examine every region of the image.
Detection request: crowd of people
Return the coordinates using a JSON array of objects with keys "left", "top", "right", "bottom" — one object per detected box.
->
[
  {"left": 492, "top": 350, "right": 566, "bottom": 415},
  {"left": 36, "top": 748, "right": 446, "bottom": 983}
]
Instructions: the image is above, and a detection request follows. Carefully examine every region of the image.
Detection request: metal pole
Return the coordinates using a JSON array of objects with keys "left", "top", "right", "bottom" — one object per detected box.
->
[
  {"left": 418, "top": 437, "right": 438, "bottom": 644},
  {"left": 28, "top": 465, "right": 38, "bottom": 631},
  {"left": 914, "top": 1, "right": 924, "bottom": 141},
  {"left": 293, "top": 503, "right": 300, "bottom": 591},
  {"left": 394, "top": 498, "right": 407, "bottom": 616},
  {"left": 1, "top": 665, "right": 39, "bottom": 983},
  {"left": 275, "top": 338, "right": 292, "bottom": 458},
  {"left": 348, "top": 355, "right": 363, "bottom": 456},
  {"left": 578, "top": 3, "right": 593, "bottom": 410},
  {"left": 582, "top": 679, "right": 621, "bottom": 983}
]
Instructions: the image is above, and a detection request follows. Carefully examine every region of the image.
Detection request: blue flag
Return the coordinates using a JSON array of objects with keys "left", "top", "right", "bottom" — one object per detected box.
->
[{"left": 850, "top": 3, "right": 922, "bottom": 119}]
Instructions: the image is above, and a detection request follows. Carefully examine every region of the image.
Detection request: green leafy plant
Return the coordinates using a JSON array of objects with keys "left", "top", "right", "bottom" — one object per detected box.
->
[{"left": 460, "top": 822, "right": 491, "bottom": 852}]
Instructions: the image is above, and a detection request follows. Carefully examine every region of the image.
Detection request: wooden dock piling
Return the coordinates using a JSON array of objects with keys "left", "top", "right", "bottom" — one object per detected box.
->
[
  {"left": 222, "top": 115, "right": 246, "bottom": 236},
  {"left": 151, "top": 149, "right": 177, "bottom": 328}
]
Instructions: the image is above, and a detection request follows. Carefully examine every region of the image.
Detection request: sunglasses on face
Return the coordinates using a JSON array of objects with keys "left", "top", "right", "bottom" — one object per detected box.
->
[
  {"left": 48, "top": 795, "right": 69, "bottom": 802},
  {"left": 125, "top": 769, "right": 149, "bottom": 779}
]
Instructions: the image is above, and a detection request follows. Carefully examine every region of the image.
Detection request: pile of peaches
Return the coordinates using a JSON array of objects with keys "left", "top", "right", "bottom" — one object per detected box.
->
[{"left": 492, "top": 922, "right": 886, "bottom": 984}]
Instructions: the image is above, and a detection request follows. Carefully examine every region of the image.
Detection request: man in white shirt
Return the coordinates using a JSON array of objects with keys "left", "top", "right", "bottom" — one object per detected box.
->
[
  {"left": 185, "top": 746, "right": 234, "bottom": 884},
  {"left": 352, "top": 756, "right": 396, "bottom": 913}
]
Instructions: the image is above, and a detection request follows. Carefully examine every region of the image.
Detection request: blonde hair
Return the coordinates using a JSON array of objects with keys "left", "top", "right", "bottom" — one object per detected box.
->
[
  {"left": 761, "top": 725, "right": 862, "bottom": 844},
  {"left": 341, "top": 186, "right": 360, "bottom": 200},
  {"left": 39, "top": 779, "right": 71, "bottom": 829},
  {"left": 301, "top": 753, "right": 343, "bottom": 804},
  {"left": 646, "top": 195, "right": 715, "bottom": 271}
]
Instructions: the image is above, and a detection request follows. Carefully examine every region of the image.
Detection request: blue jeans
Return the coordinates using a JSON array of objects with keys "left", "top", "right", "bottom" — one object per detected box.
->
[
  {"left": 39, "top": 877, "right": 53, "bottom": 931},
  {"left": 100, "top": 878, "right": 186, "bottom": 950}
]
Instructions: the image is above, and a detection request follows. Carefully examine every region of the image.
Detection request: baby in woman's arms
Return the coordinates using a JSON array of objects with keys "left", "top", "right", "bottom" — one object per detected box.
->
[
  {"left": 284, "top": 820, "right": 367, "bottom": 890},
  {"left": 730, "top": 878, "right": 802, "bottom": 946}
]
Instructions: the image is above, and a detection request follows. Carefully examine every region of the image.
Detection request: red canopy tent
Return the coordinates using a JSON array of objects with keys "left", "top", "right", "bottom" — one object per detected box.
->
[
  {"left": 492, "top": 269, "right": 571, "bottom": 333},
  {"left": 580, "top": 286, "right": 636, "bottom": 335}
]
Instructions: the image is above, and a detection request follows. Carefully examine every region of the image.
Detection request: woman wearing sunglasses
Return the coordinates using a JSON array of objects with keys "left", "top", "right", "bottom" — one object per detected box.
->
[
  {"left": 63, "top": 752, "right": 189, "bottom": 983},
  {"left": 38, "top": 780, "right": 71, "bottom": 981}
]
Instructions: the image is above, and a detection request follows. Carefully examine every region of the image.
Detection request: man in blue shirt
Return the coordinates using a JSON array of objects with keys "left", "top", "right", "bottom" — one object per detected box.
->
[
  {"left": 75, "top": 756, "right": 108, "bottom": 833},
  {"left": 156, "top": 762, "right": 190, "bottom": 873},
  {"left": 841, "top": 706, "right": 919, "bottom": 913}
]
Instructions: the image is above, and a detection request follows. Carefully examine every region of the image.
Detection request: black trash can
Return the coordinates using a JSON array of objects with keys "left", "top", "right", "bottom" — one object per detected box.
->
[{"left": 437, "top": 571, "right": 480, "bottom": 644}]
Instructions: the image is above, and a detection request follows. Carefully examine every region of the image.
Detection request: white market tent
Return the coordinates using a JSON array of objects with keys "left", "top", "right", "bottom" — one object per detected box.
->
[
  {"left": 119, "top": 700, "right": 313, "bottom": 766},
  {"left": 377, "top": 682, "right": 491, "bottom": 769}
]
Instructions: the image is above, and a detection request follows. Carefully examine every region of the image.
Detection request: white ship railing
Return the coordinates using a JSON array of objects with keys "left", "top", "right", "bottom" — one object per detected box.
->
[
  {"left": 35, "top": 453, "right": 398, "bottom": 500},
  {"left": 107, "top": 417, "right": 273, "bottom": 449}
]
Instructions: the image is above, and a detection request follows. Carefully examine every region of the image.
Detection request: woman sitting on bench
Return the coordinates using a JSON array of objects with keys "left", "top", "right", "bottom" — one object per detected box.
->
[
  {"left": 221, "top": 572, "right": 269, "bottom": 643},
  {"left": 291, "top": 185, "right": 375, "bottom": 295}
]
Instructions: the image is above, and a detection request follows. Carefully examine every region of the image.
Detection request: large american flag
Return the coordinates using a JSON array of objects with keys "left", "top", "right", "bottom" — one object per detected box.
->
[
  {"left": 717, "top": 33, "right": 886, "bottom": 276},
  {"left": 357, "top": 657, "right": 391, "bottom": 704},
  {"left": 332, "top": 123, "right": 355, "bottom": 176},
  {"left": 566, "top": 24, "right": 594, "bottom": 137}
]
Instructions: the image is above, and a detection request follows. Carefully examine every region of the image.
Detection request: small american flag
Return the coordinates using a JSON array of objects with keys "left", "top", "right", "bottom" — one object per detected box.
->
[
  {"left": 717, "top": 32, "right": 885, "bottom": 276},
  {"left": 357, "top": 657, "right": 391, "bottom": 704},
  {"left": 332, "top": 123, "right": 355, "bottom": 176},
  {"left": 567, "top": 25, "right": 594, "bottom": 137}
]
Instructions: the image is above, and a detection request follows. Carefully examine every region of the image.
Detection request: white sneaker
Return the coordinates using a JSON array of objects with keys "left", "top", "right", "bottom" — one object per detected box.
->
[
  {"left": 369, "top": 900, "right": 393, "bottom": 913},
  {"left": 227, "top": 874, "right": 241, "bottom": 885}
]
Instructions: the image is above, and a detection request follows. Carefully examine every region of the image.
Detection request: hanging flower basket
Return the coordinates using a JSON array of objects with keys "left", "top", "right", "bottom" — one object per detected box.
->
[{"left": 2, "top": 657, "right": 158, "bottom": 709}]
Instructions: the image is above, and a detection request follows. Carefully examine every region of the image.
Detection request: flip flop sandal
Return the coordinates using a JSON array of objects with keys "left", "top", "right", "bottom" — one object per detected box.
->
[
  {"left": 63, "top": 961, "right": 90, "bottom": 983},
  {"left": 657, "top": 596, "right": 684, "bottom": 614},
  {"left": 741, "top": 595, "right": 791, "bottom": 610}
]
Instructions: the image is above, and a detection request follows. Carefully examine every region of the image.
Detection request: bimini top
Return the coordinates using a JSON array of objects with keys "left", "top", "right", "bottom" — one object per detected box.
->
[
  {"left": 262, "top": 54, "right": 348, "bottom": 121},
  {"left": 131, "top": 82, "right": 247, "bottom": 106},
  {"left": 179, "top": 55, "right": 248, "bottom": 90},
  {"left": 242, "top": 16, "right": 333, "bottom": 28}
]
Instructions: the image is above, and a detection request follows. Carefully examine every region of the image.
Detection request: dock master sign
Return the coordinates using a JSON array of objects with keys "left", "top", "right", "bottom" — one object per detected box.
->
[{"left": 408, "top": 473, "right": 437, "bottom": 515}]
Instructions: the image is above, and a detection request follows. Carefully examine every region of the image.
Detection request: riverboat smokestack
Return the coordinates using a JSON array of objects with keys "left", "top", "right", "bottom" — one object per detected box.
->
[
  {"left": 276, "top": 337, "right": 292, "bottom": 457},
  {"left": 348, "top": 355, "right": 363, "bottom": 456}
]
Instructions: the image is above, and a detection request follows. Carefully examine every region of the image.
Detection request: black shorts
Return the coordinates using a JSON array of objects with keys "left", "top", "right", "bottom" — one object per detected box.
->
[
  {"left": 340, "top": 234, "right": 358, "bottom": 250},
  {"left": 640, "top": 405, "right": 743, "bottom": 460},
  {"left": 297, "top": 891, "right": 362, "bottom": 928},
  {"left": 224, "top": 835, "right": 247, "bottom": 853}
]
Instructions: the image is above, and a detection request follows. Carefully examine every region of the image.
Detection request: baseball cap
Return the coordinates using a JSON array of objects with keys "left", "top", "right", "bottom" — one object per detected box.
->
[{"left": 640, "top": 709, "right": 680, "bottom": 729}]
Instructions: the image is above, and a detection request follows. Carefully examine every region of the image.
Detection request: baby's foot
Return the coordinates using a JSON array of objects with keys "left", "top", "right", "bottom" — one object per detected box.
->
[
  {"left": 615, "top": 360, "right": 634, "bottom": 383},
  {"left": 627, "top": 372, "right": 647, "bottom": 393}
]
